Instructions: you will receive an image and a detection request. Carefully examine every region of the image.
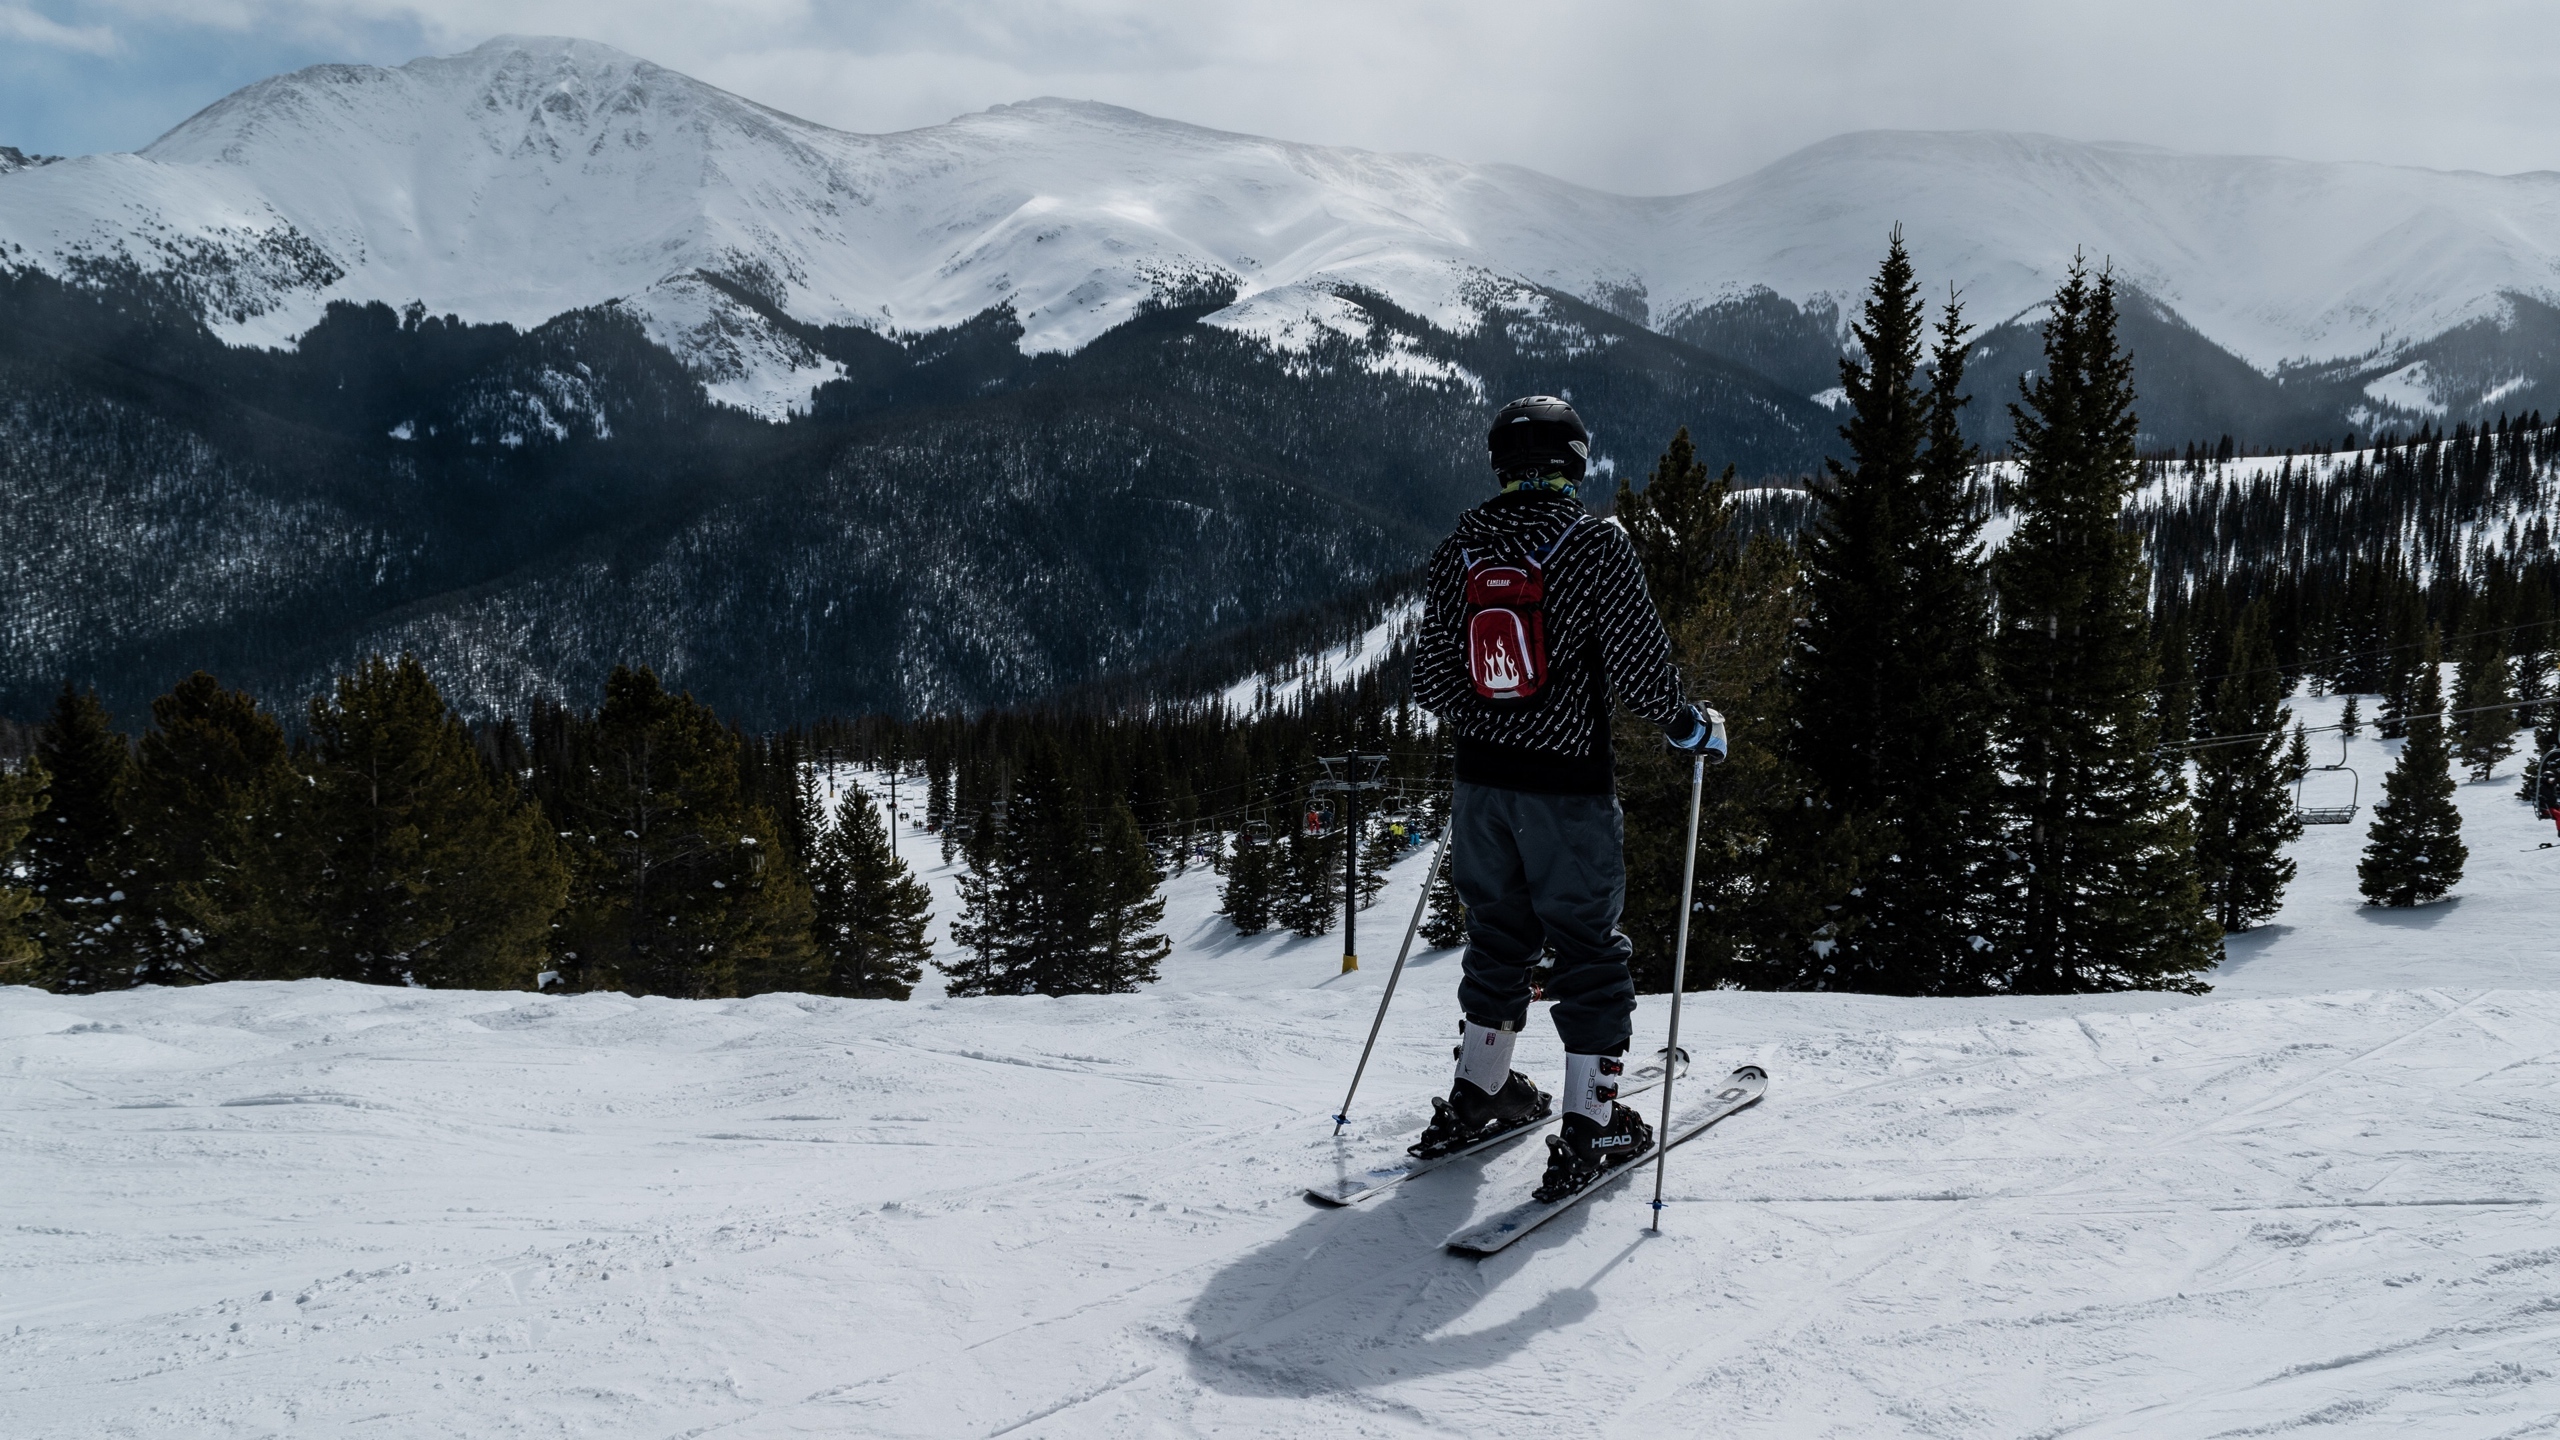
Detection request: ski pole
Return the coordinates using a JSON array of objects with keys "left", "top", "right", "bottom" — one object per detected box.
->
[
  {"left": 1333, "top": 824, "right": 1455, "bottom": 1134},
  {"left": 1649, "top": 752, "right": 1708, "bottom": 1231}
]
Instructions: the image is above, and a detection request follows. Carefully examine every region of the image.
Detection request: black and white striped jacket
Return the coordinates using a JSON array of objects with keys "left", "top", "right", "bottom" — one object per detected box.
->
[{"left": 1414, "top": 488, "right": 1691, "bottom": 794}]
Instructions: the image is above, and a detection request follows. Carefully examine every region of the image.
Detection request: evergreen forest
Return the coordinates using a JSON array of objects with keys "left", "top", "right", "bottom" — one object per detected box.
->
[{"left": 6, "top": 241, "right": 2556, "bottom": 1000}]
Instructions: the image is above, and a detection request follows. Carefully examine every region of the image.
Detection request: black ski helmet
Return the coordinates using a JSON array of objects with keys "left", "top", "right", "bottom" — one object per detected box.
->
[{"left": 1487, "top": 395, "right": 1590, "bottom": 482}]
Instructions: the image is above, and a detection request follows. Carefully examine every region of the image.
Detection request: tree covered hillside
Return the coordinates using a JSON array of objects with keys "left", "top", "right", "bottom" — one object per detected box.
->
[{"left": 0, "top": 266, "right": 1831, "bottom": 727}]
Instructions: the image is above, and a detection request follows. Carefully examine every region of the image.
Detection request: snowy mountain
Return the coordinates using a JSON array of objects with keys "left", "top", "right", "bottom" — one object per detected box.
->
[{"left": 10, "top": 36, "right": 2560, "bottom": 415}]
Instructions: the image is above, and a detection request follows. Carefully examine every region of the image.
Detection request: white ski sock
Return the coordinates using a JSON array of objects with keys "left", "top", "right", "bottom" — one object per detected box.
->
[
  {"left": 1563, "top": 1052, "right": 1622, "bottom": 1125},
  {"left": 1454, "top": 1020, "right": 1518, "bottom": 1096}
]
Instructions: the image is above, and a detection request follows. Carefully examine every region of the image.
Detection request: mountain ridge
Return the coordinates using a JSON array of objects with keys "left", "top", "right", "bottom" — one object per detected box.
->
[{"left": 13, "top": 34, "right": 2560, "bottom": 406}]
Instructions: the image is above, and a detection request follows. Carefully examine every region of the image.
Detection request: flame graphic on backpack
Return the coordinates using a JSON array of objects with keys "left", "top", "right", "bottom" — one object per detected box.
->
[{"left": 1462, "top": 518, "right": 1579, "bottom": 707}]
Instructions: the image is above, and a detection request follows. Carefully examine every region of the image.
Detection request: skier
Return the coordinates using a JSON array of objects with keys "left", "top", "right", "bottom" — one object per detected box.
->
[{"left": 1410, "top": 395, "right": 1725, "bottom": 1202}]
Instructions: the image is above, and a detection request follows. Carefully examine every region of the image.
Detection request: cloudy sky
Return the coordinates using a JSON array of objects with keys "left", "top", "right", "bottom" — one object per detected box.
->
[{"left": 2, "top": 0, "right": 2553, "bottom": 193}]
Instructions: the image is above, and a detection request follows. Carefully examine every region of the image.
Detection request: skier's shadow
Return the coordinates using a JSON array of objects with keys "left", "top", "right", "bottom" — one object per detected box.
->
[{"left": 1183, "top": 1125, "right": 1626, "bottom": 1399}]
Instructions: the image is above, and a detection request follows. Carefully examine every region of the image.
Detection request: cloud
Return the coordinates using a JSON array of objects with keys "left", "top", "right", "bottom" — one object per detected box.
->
[
  {"left": 15, "top": 1, "right": 2560, "bottom": 190},
  {"left": 1, "top": 2, "right": 117, "bottom": 53}
]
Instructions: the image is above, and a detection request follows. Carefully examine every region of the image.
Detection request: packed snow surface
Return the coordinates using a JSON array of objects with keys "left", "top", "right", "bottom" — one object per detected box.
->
[
  {"left": 6, "top": 691, "right": 2560, "bottom": 1437},
  {"left": 9, "top": 35, "right": 2560, "bottom": 379}
]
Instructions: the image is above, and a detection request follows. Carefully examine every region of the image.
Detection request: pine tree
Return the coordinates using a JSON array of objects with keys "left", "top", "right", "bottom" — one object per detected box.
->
[
  {"left": 945, "top": 798, "right": 1016, "bottom": 990},
  {"left": 2339, "top": 694, "right": 2362, "bottom": 739},
  {"left": 1778, "top": 236, "right": 2006, "bottom": 995},
  {"left": 1164, "top": 777, "right": 1200, "bottom": 874},
  {"left": 1275, "top": 769, "right": 1340, "bottom": 938},
  {"left": 2375, "top": 586, "right": 2429, "bottom": 739},
  {"left": 1993, "top": 260, "right": 2220, "bottom": 992},
  {"left": 947, "top": 743, "right": 1082, "bottom": 995},
  {"left": 1419, "top": 848, "right": 1468, "bottom": 949},
  {"left": 945, "top": 744, "right": 1158, "bottom": 995},
  {"left": 550, "top": 665, "right": 811, "bottom": 997},
  {"left": 784, "top": 756, "right": 827, "bottom": 871},
  {"left": 807, "top": 771, "right": 932, "bottom": 999},
  {"left": 0, "top": 759, "right": 46, "bottom": 980},
  {"left": 2450, "top": 625, "right": 2517, "bottom": 780},
  {"left": 119, "top": 673, "right": 295, "bottom": 984},
  {"left": 2283, "top": 723, "right": 2311, "bottom": 790},
  {"left": 2192, "top": 607, "right": 2301, "bottom": 932},
  {"left": 1086, "top": 802, "right": 1169, "bottom": 991},
  {"left": 2155, "top": 619, "right": 2198, "bottom": 748},
  {"left": 2519, "top": 701, "right": 2559, "bottom": 808},
  {"left": 1219, "top": 820, "right": 1276, "bottom": 936},
  {"left": 2360, "top": 636, "right": 2467, "bottom": 906},
  {"left": 1873, "top": 285, "right": 2007, "bottom": 991},
  {"left": 926, "top": 749, "right": 953, "bottom": 843},
  {"left": 1614, "top": 434, "right": 1822, "bottom": 989},
  {"left": 243, "top": 655, "right": 568, "bottom": 989},
  {"left": 1357, "top": 819, "right": 1400, "bottom": 908},
  {"left": 2515, "top": 635, "right": 2552, "bottom": 733},
  {"left": 27, "top": 684, "right": 135, "bottom": 991}
]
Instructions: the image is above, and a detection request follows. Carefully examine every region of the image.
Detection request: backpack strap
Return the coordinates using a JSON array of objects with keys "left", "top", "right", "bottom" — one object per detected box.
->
[{"left": 1531, "top": 514, "right": 1584, "bottom": 564}]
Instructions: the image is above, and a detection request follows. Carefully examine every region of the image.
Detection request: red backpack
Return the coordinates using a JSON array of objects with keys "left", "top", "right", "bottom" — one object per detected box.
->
[{"left": 1461, "top": 518, "right": 1580, "bottom": 708}]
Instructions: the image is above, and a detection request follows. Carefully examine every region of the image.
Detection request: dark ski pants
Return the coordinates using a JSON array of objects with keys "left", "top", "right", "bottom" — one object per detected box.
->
[{"left": 1450, "top": 781, "right": 1637, "bottom": 1056}]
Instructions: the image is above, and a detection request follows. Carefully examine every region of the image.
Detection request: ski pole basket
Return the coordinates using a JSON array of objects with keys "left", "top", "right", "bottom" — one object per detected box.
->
[{"left": 2294, "top": 730, "right": 2360, "bottom": 825}]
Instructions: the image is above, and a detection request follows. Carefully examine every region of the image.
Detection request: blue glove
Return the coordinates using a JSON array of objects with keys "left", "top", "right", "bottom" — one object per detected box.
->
[{"left": 1667, "top": 704, "right": 1728, "bottom": 764}]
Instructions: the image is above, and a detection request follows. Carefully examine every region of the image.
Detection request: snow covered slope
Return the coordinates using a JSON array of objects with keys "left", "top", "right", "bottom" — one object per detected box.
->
[
  {"left": 7, "top": 695, "right": 2560, "bottom": 1437},
  {"left": 8, "top": 33, "right": 2560, "bottom": 406}
]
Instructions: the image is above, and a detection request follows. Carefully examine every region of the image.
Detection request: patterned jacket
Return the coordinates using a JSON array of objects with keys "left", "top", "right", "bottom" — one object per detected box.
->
[{"left": 1414, "top": 487, "right": 1691, "bottom": 794}]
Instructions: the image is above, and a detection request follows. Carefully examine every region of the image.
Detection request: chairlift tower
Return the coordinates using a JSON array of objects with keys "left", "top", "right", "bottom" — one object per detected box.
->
[{"left": 1313, "top": 754, "right": 1390, "bottom": 973}]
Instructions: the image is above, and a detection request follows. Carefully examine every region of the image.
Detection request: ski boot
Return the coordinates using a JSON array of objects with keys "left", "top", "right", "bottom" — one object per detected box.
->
[
  {"left": 1532, "top": 1100, "right": 1653, "bottom": 1202},
  {"left": 1408, "top": 1071, "right": 1551, "bottom": 1159}
]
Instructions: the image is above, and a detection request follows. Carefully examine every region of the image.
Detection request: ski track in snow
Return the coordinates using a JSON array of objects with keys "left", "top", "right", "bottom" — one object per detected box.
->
[{"left": 6, "top": 693, "right": 2560, "bottom": 1436}]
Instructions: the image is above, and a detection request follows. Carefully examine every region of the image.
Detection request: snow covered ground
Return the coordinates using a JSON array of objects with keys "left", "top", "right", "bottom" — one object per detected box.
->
[
  {"left": 6, "top": 691, "right": 2559, "bottom": 1437},
  {"left": 1211, "top": 598, "right": 1420, "bottom": 719}
]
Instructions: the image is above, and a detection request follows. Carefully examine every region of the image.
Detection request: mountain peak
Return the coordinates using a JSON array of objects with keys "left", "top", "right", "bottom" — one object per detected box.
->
[{"left": 465, "top": 33, "right": 650, "bottom": 64}]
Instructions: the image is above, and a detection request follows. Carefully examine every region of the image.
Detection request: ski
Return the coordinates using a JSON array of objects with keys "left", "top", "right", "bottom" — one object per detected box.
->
[
  {"left": 1443, "top": 1064, "right": 1766, "bottom": 1258},
  {"left": 1304, "top": 1053, "right": 1688, "bottom": 1208}
]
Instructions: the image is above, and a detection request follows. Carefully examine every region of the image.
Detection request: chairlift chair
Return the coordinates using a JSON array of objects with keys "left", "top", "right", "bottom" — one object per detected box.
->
[
  {"left": 1304, "top": 798, "right": 1337, "bottom": 838},
  {"left": 2294, "top": 730, "right": 2361, "bottom": 825}
]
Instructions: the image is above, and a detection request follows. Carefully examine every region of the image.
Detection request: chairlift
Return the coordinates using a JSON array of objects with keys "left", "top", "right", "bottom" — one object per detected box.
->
[
  {"left": 2294, "top": 730, "right": 2360, "bottom": 825},
  {"left": 1304, "top": 798, "right": 1337, "bottom": 838}
]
